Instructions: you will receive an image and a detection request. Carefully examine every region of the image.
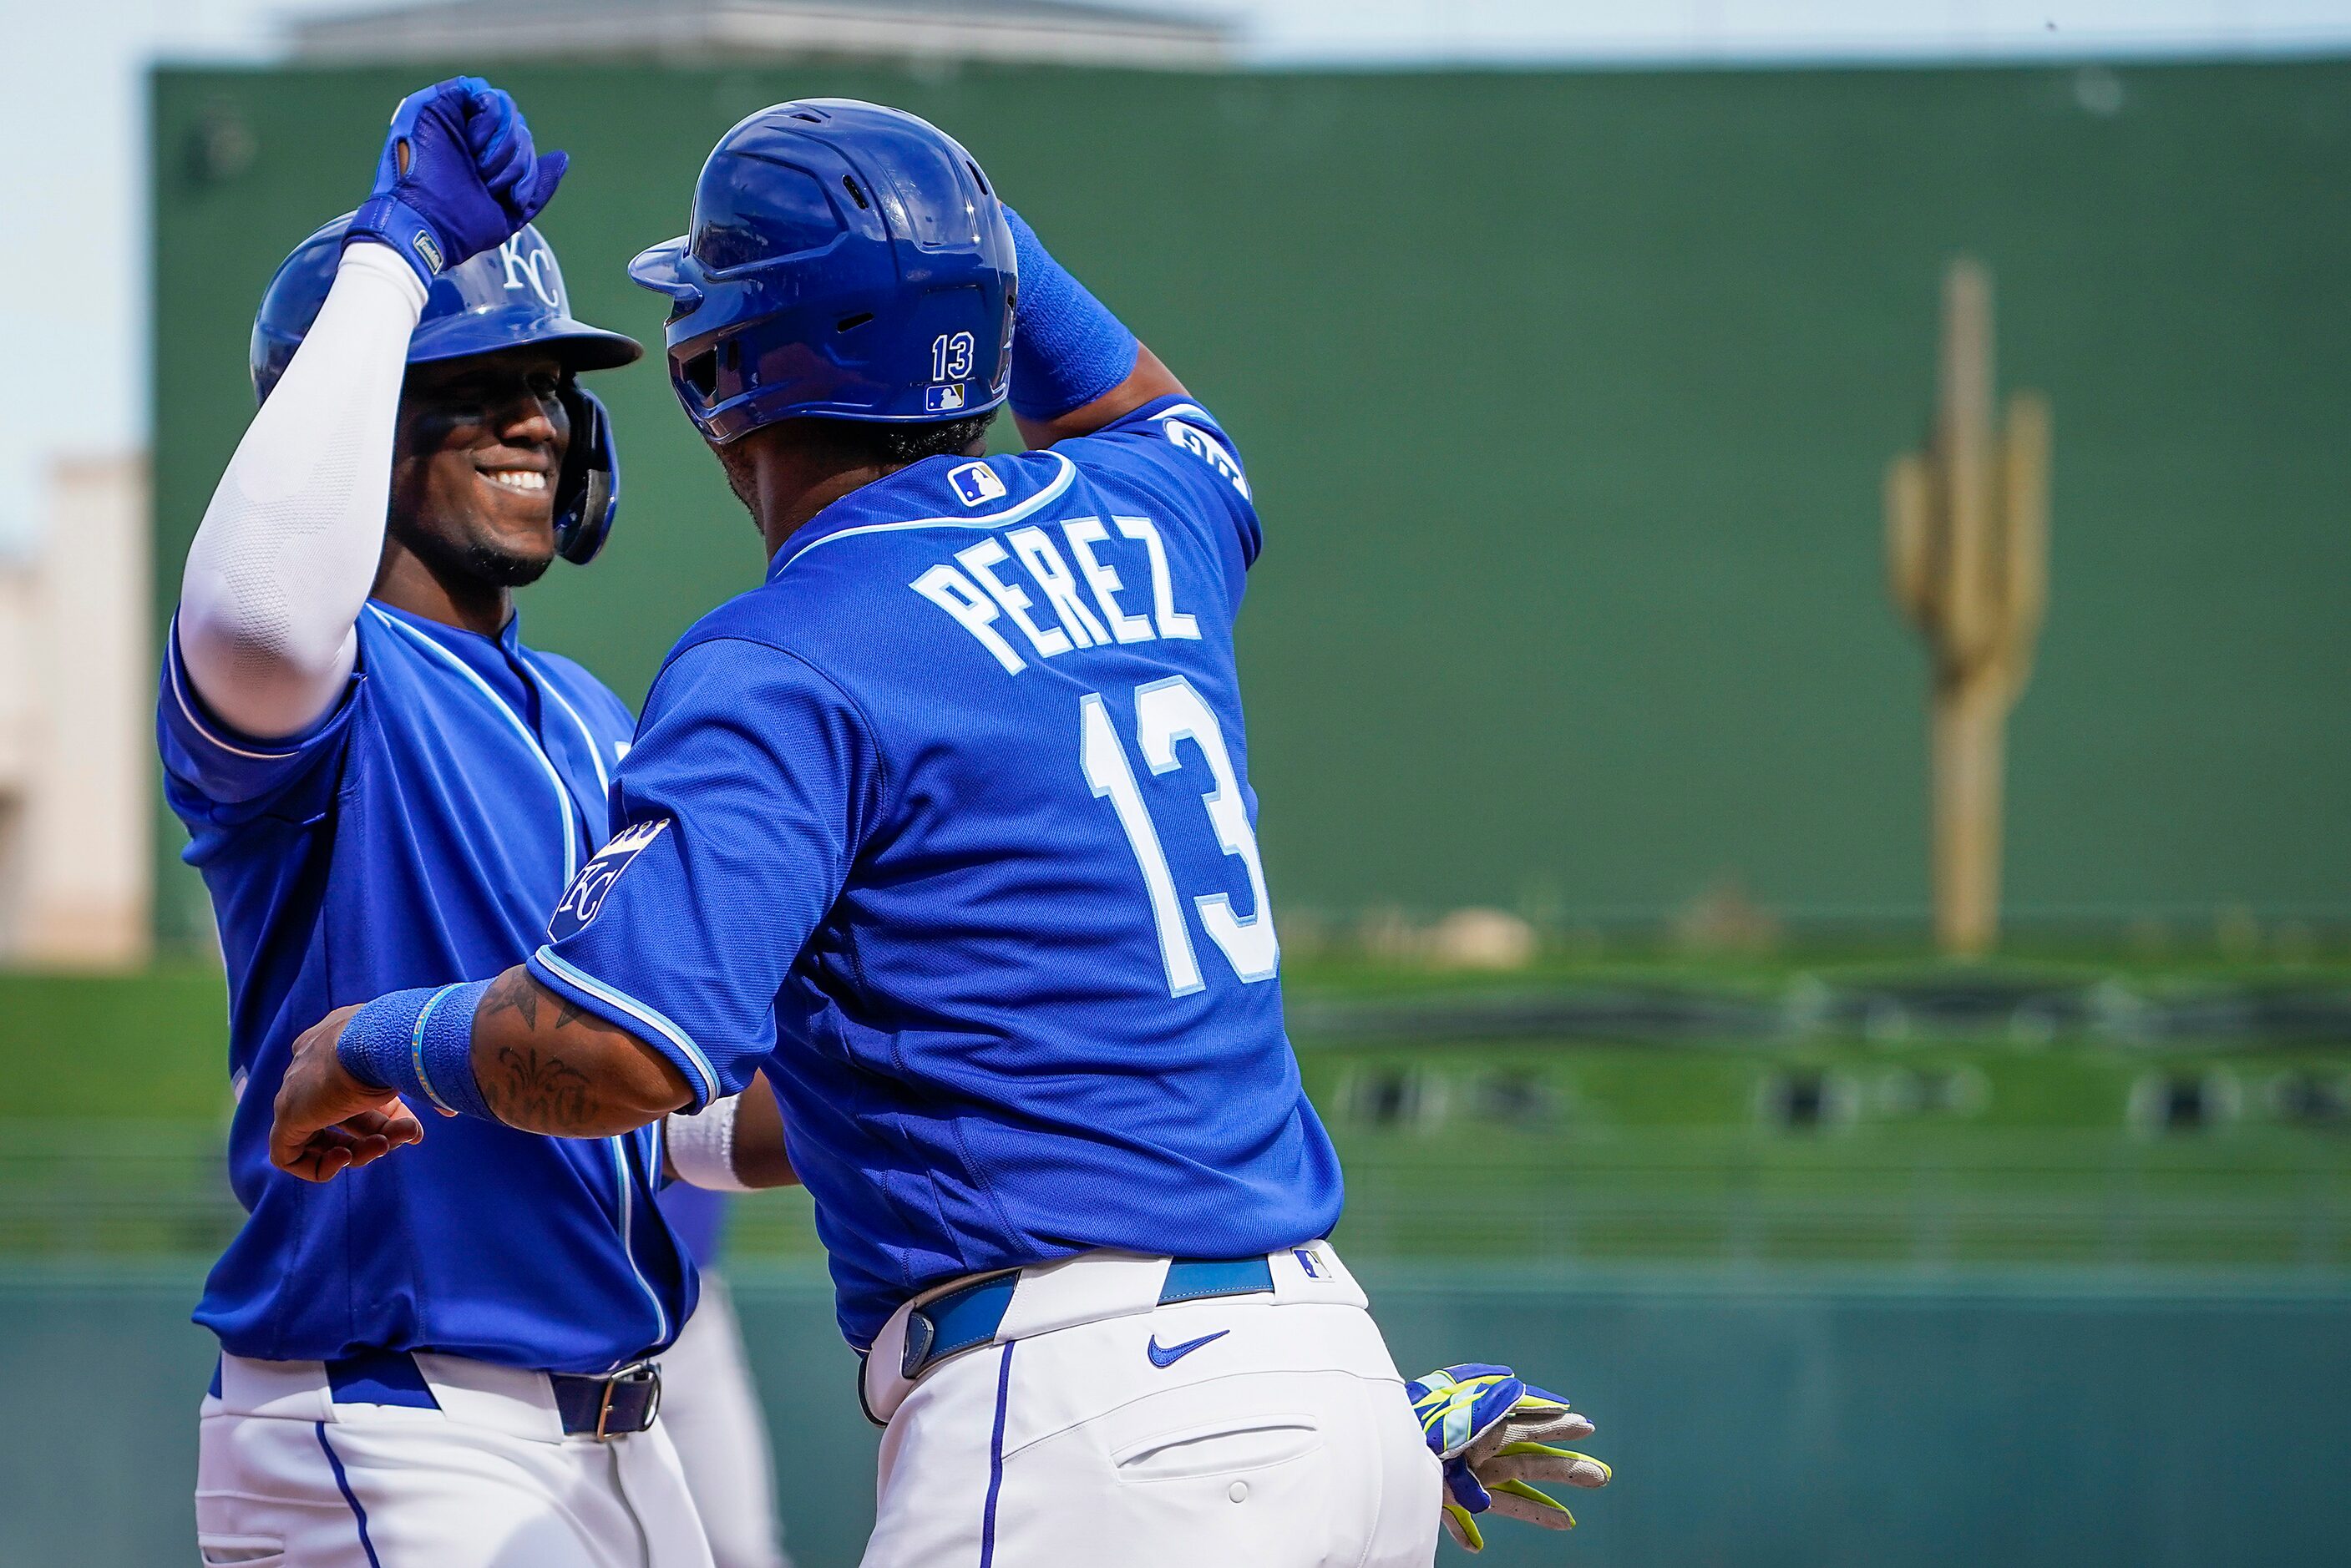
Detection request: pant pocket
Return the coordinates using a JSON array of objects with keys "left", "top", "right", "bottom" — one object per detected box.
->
[
  {"left": 1041, "top": 1399, "right": 1333, "bottom": 1565},
  {"left": 197, "top": 1535, "right": 286, "bottom": 1566},
  {"left": 1112, "top": 1414, "right": 1322, "bottom": 1483}
]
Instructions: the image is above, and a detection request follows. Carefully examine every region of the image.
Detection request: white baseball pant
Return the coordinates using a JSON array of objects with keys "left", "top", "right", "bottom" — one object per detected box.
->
[
  {"left": 658, "top": 1273, "right": 793, "bottom": 1568},
  {"left": 196, "top": 1352, "right": 715, "bottom": 1568},
  {"left": 858, "top": 1245, "right": 1441, "bottom": 1568}
]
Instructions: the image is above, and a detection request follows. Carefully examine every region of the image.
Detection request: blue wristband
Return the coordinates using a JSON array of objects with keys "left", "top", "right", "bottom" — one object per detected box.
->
[
  {"left": 1003, "top": 206, "right": 1139, "bottom": 422},
  {"left": 337, "top": 979, "right": 498, "bottom": 1121},
  {"left": 347, "top": 195, "right": 448, "bottom": 288}
]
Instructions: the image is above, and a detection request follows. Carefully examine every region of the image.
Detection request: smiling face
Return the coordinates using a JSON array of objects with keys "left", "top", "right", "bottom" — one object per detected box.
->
[{"left": 387, "top": 347, "right": 573, "bottom": 588}]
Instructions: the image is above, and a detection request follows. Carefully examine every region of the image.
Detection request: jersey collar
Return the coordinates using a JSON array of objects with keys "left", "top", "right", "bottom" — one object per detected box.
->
[
  {"left": 368, "top": 596, "right": 524, "bottom": 655},
  {"left": 765, "top": 450, "right": 1077, "bottom": 581}
]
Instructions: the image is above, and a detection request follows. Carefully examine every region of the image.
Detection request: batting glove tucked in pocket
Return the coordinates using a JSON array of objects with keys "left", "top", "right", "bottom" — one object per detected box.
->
[{"left": 1404, "top": 1363, "right": 1613, "bottom": 1552}]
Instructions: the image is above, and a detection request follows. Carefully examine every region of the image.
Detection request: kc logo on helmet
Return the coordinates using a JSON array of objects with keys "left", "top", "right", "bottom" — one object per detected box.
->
[
  {"left": 499, "top": 236, "right": 561, "bottom": 307},
  {"left": 549, "top": 817, "right": 670, "bottom": 941}
]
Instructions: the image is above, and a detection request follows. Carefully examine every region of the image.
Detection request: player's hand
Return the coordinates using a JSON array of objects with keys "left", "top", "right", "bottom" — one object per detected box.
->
[
  {"left": 347, "top": 77, "right": 568, "bottom": 286},
  {"left": 1404, "top": 1363, "right": 1612, "bottom": 1552},
  {"left": 270, "top": 1004, "right": 425, "bottom": 1183}
]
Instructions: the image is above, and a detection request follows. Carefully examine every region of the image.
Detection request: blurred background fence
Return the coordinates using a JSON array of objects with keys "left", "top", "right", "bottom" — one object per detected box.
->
[{"left": 16, "top": 966, "right": 2351, "bottom": 1276}]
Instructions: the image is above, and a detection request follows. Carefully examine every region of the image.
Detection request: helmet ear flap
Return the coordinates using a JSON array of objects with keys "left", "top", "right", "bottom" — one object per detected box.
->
[{"left": 554, "top": 383, "right": 621, "bottom": 565}]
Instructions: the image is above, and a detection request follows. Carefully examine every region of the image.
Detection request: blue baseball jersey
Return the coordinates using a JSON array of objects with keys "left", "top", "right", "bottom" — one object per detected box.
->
[
  {"left": 531, "top": 396, "right": 1343, "bottom": 1348},
  {"left": 159, "top": 600, "right": 692, "bottom": 1373},
  {"left": 656, "top": 1182, "right": 730, "bottom": 1272}
]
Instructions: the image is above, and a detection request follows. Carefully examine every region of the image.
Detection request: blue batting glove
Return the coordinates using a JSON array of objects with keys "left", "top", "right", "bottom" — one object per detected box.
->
[
  {"left": 348, "top": 77, "right": 569, "bottom": 288},
  {"left": 1405, "top": 1363, "right": 1612, "bottom": 1553}
]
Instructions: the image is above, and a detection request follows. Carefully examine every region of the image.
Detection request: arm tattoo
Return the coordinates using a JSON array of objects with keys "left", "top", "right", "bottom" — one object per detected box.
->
[
  {"left": 484, "top": 1044, "right": 602, "bottom": 1135},
  {"left": 477, "top": 967, "right": 542, "bottom": 1030},
  {"left": 469, "top": 966, "right": 687, "bottom": 1135}
]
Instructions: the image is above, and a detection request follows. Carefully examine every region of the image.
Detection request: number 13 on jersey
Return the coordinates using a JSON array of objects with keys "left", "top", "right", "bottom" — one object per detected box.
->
[{"left": 1081, "top": 677, "right": 1279, "bottom": 996}]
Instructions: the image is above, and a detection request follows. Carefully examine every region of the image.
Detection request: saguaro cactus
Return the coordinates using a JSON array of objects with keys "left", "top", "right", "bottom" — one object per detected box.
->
[{"left": 1886, "top": 258, "right": 2050, "bottom": 957}]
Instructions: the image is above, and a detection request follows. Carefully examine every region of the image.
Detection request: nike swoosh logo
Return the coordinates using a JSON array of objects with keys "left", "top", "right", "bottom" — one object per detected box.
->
[{"left": 1147, "top": 1329, "right": 1229, "bottom": 1368}]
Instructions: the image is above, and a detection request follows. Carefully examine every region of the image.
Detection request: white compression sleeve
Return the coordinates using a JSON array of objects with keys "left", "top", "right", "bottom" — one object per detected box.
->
[
  {"left": 177, "top": 243, "right": 428, "bottom": 739},
  {"left": 666, "top": 1094, "right": 754, "bottom": 1192}
]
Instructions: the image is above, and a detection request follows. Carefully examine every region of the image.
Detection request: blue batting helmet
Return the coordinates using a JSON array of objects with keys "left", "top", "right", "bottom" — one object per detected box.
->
[
  {"left": 627, "top": 99, "right": 1016, "bottom": 443},
  {"left": 251, "top": 217, "right": 641, "bottom": 565}
]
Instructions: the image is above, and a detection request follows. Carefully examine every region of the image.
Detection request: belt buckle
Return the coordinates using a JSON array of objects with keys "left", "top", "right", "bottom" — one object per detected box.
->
[
  {"left": 899, "top": 1308, "right": 939, "bottom": 1380},
  {"left": 595, "top": 1360, "right": 660, "bottom": 1440}
]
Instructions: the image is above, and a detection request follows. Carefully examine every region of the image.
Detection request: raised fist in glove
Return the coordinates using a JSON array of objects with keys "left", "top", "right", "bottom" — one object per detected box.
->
[
  {"left": 1405, "top": 1363, "right": 1612, "bottom": 1553},
  {"left": 347, "top": 76, "right": 568, "bottom": 288}
]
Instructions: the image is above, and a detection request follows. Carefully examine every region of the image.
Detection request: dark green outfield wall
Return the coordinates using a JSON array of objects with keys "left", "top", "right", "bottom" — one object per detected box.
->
[{"left": 152, "top": 61, "right": 2351, "bottom": 943}]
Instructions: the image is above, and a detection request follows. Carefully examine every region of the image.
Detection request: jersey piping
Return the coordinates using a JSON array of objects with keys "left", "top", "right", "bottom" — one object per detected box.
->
[
  {"left": 532, "top": 945, "right": 723, "bottom": 1106},
  {"left": 773, "top": 450, "right": 1077, "bottom": 575},
  {"left": 525, "top": 651, "right": 616, "bottom": 800},
  {"left": 164, "top": 628, "right": 307, "bottom": 762},
  {"left": 608, "top": 1136, "right": 666, "bottom": 1348},
  {"left": 364, "top": 604, "right": 665, "bottom": 1354},
  {"left": 367, "top": 606, "right": 581, "bottom": 886}
]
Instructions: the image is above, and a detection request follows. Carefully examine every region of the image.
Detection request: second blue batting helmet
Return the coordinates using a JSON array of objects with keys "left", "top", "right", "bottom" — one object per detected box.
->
[
  {"left": 251, "top": 216, "right": 641, "bottom": 564},
  {"left": 627, "top": 99, "right": 1016, "bottom": 443}
]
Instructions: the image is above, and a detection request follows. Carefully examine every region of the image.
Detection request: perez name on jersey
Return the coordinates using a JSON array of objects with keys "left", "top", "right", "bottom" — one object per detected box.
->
[{"left": 910, "top": 490, "right": 1200, "bottom": 675}]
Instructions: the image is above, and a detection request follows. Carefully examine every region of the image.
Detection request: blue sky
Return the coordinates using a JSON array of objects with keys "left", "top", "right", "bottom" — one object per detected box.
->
[{"left": 5, "top": 0, "right": 2350, "bottom": 551}]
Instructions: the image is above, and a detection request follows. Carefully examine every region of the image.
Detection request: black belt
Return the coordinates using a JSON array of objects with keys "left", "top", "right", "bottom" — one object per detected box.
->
[
  {"left": 900, "top": 1256, "right": 1274, "bottom": 1382},
  {"left": 550, "top": 1362, "right": 662, "bottom": 1439},
  {"left": 312, "top": 1349, "right": 662, "bottom": 1439}
]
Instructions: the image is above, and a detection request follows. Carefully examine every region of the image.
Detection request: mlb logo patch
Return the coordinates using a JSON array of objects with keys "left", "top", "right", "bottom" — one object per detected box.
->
[
  {"left": 549, "top": 817, "right": 670, "bottom": 942},
  {"left": 925, "top": 382, "right": 968, "bottom": 414},
  {"left": 947, "top": 461, "right": 1007, "bottom": 508}
]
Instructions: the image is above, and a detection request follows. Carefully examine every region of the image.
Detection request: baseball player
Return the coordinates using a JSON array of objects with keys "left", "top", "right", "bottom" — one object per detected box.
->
[
  {"left": 656, "top": 1184, "right": 793, "bottom": 1568},
  {"left": 270, "top": 99, "right": 1611, "bottom": 1563},
  {"left": 167, "top": 78, "right": 737, "bottom": 1566}
]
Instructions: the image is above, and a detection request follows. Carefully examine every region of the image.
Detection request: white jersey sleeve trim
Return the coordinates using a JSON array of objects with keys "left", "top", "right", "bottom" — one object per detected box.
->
[
  {"left": 163, "top": 621, "right": 306, "bottom": 761},
  {"left": 176, "top": 242, "right": 427, "bottom": 741},
  {"left": 532, "top": 946, "right": 722, "bottom": 1108}
]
